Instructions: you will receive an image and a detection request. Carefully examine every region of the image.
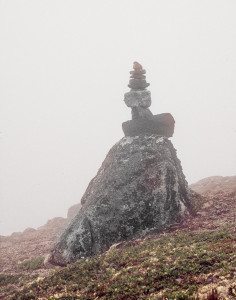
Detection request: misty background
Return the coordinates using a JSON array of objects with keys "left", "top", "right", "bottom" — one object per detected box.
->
[{"left": 0, "top": 1, "right": 235, "bottom": 235}]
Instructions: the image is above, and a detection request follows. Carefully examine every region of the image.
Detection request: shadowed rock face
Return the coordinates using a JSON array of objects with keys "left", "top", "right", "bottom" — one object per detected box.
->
[{"left": 49, "top": 135, "right": 194, "bottom": 266}]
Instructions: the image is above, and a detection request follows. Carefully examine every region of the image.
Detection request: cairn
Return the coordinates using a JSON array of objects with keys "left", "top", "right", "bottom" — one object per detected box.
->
[
  {"left": 47, "top": 62, "right": 195, "bottom": 266},
  {"left": 128, "top": 61, "right": 150, "bottom": 90},
  {"left": 122, "top": 62, "right": 175, "bottom": 137}
]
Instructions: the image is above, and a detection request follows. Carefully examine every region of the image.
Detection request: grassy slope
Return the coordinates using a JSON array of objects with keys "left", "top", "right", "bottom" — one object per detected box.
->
[
  {"left": 4, "top": 227, "right": 235, "bottom": 300},
  {"left": 1, "top": 187, "right": 236, "bottom": 299}
]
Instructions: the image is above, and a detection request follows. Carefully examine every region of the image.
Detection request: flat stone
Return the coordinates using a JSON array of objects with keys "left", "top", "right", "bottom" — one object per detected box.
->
[
  {"left": 124, "top": 90, "right": 151, "bottom": 108},
  {"left": 128, "top": 79, "right": 150, "bottom": 90},
  {"left": 122, "top": 113, "right": 175, "bottom": 138},
  {"left": 130, "top": 69, "right": 146, "bottom": 75},
  {"left": 130, "top": 74, "right": 146, "bottom": 80}
]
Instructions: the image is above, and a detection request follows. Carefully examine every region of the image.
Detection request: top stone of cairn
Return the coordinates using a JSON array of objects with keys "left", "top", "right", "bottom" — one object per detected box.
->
[{"left": 128, "top": 62, "right": 150, "bottom": 90}]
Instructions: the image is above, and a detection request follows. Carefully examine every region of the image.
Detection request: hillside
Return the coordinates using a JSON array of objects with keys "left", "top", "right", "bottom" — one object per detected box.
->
[
  {"left": 0, "top": 176, "right": 235, "bottom": 299},
  {"left": 0, "top": 203, "right": 81, "bottom": 274},
  {"left": 190, "top": 176, "right": 236, "bottom": 195}
]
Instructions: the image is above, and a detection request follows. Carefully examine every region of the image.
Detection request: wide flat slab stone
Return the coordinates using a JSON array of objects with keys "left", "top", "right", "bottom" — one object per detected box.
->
[{"left": 122, "top": 113, "right": 175, "bottom": 138}]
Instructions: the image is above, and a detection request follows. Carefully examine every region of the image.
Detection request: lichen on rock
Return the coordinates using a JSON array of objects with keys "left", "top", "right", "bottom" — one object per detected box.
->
[
  {"left": 49, "top": 135, "right": 194, "bottom": 266},
  {"left": 48, "top": 63, "right": 196, "bottom": 266}
]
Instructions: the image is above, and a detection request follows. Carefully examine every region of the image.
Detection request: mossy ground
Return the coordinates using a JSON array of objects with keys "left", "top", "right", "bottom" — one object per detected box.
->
[
  {"left": 17, "top": 256, "right": 44, "bottom": 271},
  {"left": 8, "top": 228, "right": 235, "bottom": 300}
]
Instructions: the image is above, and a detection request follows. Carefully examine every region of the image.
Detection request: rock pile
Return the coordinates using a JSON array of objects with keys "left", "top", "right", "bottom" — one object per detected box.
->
[
  {"left": 128, "top": 61, "right": 150, "bottom": 90},
  {"left": 48, "top": 62, "right": 195, "bottom": 266},
  {"left": 123, "top": 62, "right": 175, "bottom": 137}
]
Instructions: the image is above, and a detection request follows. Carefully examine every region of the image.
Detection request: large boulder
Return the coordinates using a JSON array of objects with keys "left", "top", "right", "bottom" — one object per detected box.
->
[{"left": 49, "top": 135, "right": 194, "bottom": 266}]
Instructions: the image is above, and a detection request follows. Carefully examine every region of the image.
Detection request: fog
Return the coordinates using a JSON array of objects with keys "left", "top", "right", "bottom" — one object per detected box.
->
[{"left": 0, "top": 0, "right": 235, "bottom": 235}]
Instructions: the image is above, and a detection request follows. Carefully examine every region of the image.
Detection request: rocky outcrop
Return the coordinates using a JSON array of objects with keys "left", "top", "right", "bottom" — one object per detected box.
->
[{"left": 49, "top": 135, "right": 194, "bottom": 266}]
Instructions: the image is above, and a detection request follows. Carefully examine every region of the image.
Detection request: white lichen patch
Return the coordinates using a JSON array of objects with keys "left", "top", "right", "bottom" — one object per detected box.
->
[{"left": 120, "top": 136, "right": 135, "bottom": 146}]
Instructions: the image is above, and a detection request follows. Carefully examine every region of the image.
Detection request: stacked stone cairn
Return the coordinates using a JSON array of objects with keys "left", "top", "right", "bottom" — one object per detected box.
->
[
  {"left": 122, "top": 62, "right": 175, "bottom": 137},
  {"left": 47, "top": 62, "right": 195, "bottom": 266}
]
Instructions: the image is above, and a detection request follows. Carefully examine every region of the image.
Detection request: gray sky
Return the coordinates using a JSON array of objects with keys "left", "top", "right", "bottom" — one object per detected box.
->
[{"left": 0, "top": 0, "right": 235, "bottom": 235}]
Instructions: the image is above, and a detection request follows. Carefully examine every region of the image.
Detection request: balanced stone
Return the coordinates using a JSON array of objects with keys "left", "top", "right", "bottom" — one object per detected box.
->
[
  {"left": 130, "top": 74, "right": 146, "bottom": 80},
  {"left": 124, "top": 90, "right": 151, "bottom": 108},
  {"left": 131, "top": 107, "right": 153, "bottom": 120},
  {"left": 130, "top": 69, "right": 146, "bottom": 75},
  {"left": 122, "top": 113, "right": 175, "bottom": 137},
  {"left": 128, "top": 79, "right": 150, "bottom": 90}
]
